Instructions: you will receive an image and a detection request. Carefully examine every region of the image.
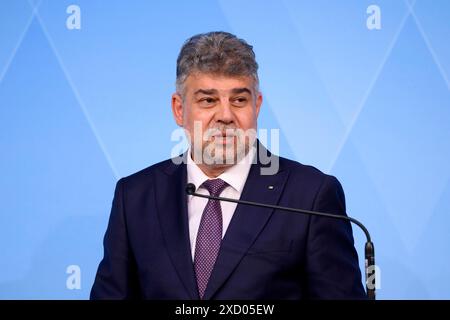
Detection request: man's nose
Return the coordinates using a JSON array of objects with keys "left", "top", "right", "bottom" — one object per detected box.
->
[{"left": 215, "top": 101, "right": 234, "bottom": 124}]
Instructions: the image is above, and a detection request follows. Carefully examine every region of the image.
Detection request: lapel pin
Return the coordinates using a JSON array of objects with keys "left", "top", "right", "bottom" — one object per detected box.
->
[{"left": 268, "top": 185, "right": 274, "bottom": 190}]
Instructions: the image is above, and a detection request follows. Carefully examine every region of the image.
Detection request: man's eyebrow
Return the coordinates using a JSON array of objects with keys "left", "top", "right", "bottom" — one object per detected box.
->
[
  {"left": 194, "top": 89, "right": 218, "bottom": 95},
  {"left": 230, "top": 87, "right": 252, "bottom": 95}
]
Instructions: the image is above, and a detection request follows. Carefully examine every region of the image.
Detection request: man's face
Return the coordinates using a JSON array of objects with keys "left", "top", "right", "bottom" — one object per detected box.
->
[{"left": 172, "top": 73, "right": 262, "bottom": 167}]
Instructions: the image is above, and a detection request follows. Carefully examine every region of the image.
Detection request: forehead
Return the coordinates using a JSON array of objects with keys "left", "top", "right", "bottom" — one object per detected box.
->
[{"left": 184, "top": 73, "right": 255, "bottom": 94}]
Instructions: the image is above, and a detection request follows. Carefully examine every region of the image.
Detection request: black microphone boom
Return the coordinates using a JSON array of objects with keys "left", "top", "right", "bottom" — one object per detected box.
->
[{"left": 186, "top": 183, "right": 376, "bottom": 300}]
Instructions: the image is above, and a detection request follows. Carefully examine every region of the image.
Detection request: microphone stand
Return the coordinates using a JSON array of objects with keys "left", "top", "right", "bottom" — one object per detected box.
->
[{"left": 186, "top": 183, "right": 375, "bottom": 300}]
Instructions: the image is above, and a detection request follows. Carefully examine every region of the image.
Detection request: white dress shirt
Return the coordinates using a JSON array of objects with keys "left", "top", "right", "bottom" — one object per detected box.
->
[{"left": 187, "top": 147, "right": 255, "bottom": 261}]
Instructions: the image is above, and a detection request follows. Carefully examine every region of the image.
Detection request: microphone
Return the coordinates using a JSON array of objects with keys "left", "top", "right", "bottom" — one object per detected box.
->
[{"left": 186, "top": 183, "right": 376, "bottom": 300}]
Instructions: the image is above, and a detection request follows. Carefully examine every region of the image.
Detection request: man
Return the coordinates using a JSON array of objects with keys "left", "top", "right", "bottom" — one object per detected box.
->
[{"left": 91, "top": 31, "right": 366, "bottom": 299}]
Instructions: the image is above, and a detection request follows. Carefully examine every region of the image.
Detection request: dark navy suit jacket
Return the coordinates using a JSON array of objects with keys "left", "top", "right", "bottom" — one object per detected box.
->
[{"left": 91, "top": 144, "right": 366, "bottom": 299}]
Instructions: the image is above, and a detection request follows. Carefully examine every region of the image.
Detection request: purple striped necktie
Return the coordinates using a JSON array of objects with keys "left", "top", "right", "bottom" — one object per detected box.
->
[{"left": 194, "top": 178, "right": 228, "bottom": 299}]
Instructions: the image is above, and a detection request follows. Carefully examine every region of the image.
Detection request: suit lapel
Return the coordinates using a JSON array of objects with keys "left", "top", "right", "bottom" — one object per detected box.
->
[
  {"left": 154, "top": 156, "right": 199, "bottom": 299},
  {"left": 203, "top": 147, "right": 289, "bottom": 300}
]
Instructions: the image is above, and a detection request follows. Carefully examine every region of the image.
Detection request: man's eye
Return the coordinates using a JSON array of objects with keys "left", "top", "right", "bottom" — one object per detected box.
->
[
  {"left": 233, "top": 97, "right": 248, "bottom": 104},
  {"left": 200, "top": 98, "right": 215, "bottom": 104}
]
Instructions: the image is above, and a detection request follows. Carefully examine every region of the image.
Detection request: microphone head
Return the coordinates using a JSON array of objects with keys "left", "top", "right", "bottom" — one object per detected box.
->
[{"left": 186, "top": 183, "right": 196, "bottom": 195}]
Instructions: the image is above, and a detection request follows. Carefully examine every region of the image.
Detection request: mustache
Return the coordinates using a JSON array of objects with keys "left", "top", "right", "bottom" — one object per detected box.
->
[{"left": 204, "top": 126, "right": 240, "bottom": 137}]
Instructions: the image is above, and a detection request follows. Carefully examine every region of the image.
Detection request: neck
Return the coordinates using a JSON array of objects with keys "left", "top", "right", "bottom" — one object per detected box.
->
[
  {"left": 189, "top": 149, "right": 234, "bottom": 178},
  {"left": 196, "top": 163, "right": 231, "bottom": 178},
  {"left": 188, "top": 146, "right": 254, "bottom": 178}
]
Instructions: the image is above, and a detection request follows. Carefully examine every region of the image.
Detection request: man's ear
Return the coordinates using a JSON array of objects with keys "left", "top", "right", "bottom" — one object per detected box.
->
[
  {"left": 255, "top": 92, "right": 262, "bottom": 118},
  {"left": 171, "top": 93, "right": 184, "bottom": 126}
]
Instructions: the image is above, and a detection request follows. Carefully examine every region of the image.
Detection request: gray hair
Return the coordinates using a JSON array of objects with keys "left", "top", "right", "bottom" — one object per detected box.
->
[{"left": 176, "top": 31, "right": 259, "bottom": 96}]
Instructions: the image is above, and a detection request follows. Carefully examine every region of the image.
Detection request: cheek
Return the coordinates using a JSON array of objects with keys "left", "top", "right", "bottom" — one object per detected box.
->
[
  {"left": 184, "top": 109, "right": 214, "bottom": 136},
  {"left": 191, "top": 109, "right": 216, "bottom": 126},
  {"left": 236, "top": 109, "right": 257, "bottom": 129},
  {"left": 183, "top": 107, "right": 200, "bottom": 126}
]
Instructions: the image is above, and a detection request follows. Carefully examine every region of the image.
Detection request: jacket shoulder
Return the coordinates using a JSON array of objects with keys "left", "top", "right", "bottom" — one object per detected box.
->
[
  {"left": 278, "top": 155, "right": 335, "bottom": 183},
  {"left": 118, "top": 157, "right": 181, "bottom": 189}
]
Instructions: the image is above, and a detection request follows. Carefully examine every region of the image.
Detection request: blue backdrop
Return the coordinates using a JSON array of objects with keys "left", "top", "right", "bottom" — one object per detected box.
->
[{"left": 1, "top": 0, "right": 449, "bottom": 299}]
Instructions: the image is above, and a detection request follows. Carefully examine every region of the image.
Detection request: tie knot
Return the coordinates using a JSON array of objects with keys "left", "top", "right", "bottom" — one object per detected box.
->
[{"left": 202, "top": 178, "right": 228, "bottom": 197}]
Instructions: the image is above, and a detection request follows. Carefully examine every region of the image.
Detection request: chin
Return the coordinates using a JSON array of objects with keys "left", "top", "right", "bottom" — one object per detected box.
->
[{"left": 214, "top": 145, "right": 247, "bottom": 165}]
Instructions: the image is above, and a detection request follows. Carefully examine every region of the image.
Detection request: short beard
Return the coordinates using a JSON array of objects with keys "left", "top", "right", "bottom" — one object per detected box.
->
[
  {"left": 203, "top": 136, "right": 247, "bottom": 166},
  {"left": 192, "top": 127, "right": 256, "bottom": 166}
]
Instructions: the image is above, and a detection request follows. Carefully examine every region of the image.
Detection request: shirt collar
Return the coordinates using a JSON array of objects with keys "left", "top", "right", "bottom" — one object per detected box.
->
[{"left": 186, "top": 146, "right": 256, "bottom": 193}]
